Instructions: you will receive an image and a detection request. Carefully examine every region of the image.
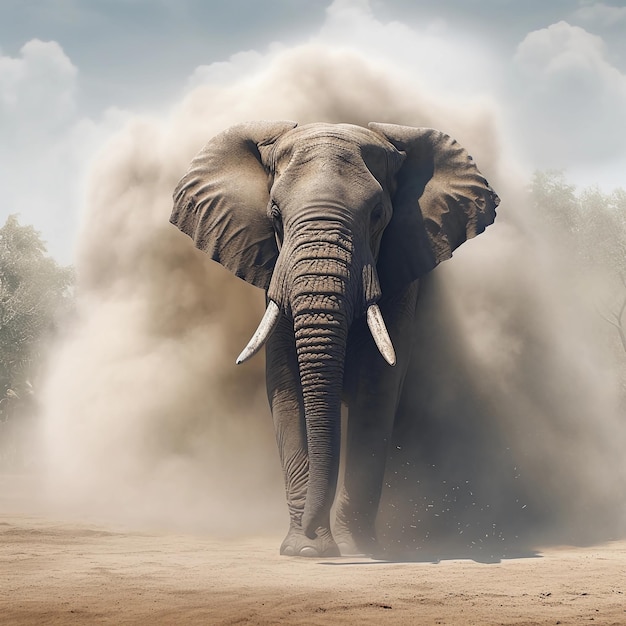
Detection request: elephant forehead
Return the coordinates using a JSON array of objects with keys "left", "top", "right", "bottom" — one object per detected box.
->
[
  {"left": 276, "top": 123, "right": 388, "bottom": 156},
  {"left": 274, "top": 124, "right": 394, "bottom": 182},
  {"left": 285, "top": 122, "right": 370, "bottom": 141}
]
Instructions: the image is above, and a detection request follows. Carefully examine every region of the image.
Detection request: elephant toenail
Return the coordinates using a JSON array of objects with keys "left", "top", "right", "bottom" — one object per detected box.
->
[{"left": 299, "top": 546, "right": 318, "bottom": 557}]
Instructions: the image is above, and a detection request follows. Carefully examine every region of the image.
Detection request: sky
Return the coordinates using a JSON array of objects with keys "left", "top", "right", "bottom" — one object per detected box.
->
[{"left": 1, "top": 0, "right": 626, "bottom": 261}]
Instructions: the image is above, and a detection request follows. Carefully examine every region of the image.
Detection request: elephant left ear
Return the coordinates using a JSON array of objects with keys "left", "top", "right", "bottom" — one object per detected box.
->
[
  {"left": 368, "top": 122, "right": 500, "bottom": 295},
  {"left": 170, "top": 121, "right": 297, "bottom": 290}
]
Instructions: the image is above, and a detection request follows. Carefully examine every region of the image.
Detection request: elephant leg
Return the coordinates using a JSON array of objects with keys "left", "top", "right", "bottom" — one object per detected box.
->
[
  {"left": 265, "top": 313, "right": 340, "bottom": 557},
  {"left": 335, "top": 281, "right": 420, "bottom": 556}
]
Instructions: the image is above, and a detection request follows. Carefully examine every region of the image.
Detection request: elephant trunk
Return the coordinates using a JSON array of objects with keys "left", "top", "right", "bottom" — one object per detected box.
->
[
  {"left": 244, "top": 218, "right": 395, "bottom": 538},
  {"left": 288, "top": 236, "right": 354, "bottom": 539}
]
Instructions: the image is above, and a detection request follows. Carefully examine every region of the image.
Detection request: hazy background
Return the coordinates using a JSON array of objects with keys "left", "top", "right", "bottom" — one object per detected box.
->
[
  {"left": 2, "top": 0, "right": 626, "bottom": 261},
  {"left": 1, "top": 0, "right": 626, "bottom": 554}
]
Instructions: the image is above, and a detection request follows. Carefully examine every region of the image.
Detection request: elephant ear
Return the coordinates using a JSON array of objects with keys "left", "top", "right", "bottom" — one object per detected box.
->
[
  {"left": 368, "top": 122, "right": 499, "bottom": 295},
  {"left": 170, "top": 120, "right": 297, "bottom": 290}
]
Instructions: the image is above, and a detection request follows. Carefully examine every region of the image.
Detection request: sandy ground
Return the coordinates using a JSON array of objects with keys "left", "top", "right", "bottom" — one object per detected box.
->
[{"left": 1, "top": 477, "right": 625, "bottom": 625}]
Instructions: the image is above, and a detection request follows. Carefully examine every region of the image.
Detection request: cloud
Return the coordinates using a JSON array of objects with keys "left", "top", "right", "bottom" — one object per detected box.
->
[
  {"left": 186, "top": 47, "right": 282, "bottom": 90},
  {"left": 317, "top": 0, "right": 499, "bottom": 100},
  {"left": 0, "top": 39, "right": 129, "bottom": 260},
  {"left": 572, "top": 1, "right": 626, "bottom": 26},
  {"left": 0, "top": 39, "right": 79, "bottom": 257},
  {"left": 186, "top": 0, "right": 499, "bottom": 106},
  {"left": 0, "top": 39, "right": 76, "bottom": 131},
  {"left": 511, "top": 20, "right": 626, "bottom": 169}
]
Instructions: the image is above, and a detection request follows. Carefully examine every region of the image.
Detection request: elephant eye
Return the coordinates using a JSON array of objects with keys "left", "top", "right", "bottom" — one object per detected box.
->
[{"left": 371, "top": 204, "right": 385, "bottom": 227}]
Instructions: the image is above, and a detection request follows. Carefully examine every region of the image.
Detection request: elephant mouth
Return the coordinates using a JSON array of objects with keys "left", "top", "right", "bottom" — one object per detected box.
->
[{"left": 235, "top": 300, "right": 396, "bottom": 366}]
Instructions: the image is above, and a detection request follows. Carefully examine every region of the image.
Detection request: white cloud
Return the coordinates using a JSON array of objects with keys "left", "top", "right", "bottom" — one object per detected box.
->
[
  {"left": 0, "top": 40, "right": 129, "bottom": 260},
  {"left": 0, "top": 39, "right": 76, "bottom": 142},
  {"left": 572, "top": 1, "right": 626, "bottom": 26},
  {"left": 511, "top": 20, "right": 626, "bottom": 171},
  {"left": 186, "top": 47, "right": 281, "bottom": 90},
  {"left": 514, "top": 20, "right": 607, "bottom": 73},
  {"left": 317, "top": 0, "right": 499, "bottom": 100},
  {"left": 185, "top": 0, "right": 500, "bottom": 110}
]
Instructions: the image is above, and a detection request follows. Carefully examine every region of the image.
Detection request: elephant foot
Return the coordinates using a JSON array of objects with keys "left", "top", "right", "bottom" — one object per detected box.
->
[
  {"left": 333, "top": 530, "right": 377, "bottom": 557},
  {"left": 333, "top": 520, "right": 378, "bottom": 556},
  {"left": 279, "top": 525, "right": 340, "bottom": 558},
  {"left": 333, "top": 506, "right": 378, "bottom": 556}
]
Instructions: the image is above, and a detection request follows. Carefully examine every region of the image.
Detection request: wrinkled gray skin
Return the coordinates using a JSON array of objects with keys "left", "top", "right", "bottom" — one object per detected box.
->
[{"left": 171, "top": 121, "right": 499, "bottom": 557}]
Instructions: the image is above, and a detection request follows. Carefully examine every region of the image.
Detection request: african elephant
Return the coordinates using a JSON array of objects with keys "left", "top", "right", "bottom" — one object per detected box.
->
[{"left": 170, "top": 121, "right": 499, "bottom": 557}]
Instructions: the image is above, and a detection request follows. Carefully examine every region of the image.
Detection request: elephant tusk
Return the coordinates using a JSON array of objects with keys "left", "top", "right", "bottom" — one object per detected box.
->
[
  {"left": 236, "top": 300, "right": 281, "bottom": 365},
  {"left": 366, "top": 304, "right": 396, "bottom": 366}
]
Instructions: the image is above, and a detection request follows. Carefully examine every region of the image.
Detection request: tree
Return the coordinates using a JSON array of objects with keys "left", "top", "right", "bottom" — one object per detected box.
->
[
  {"left": 529, "top": 170, "right": 579, "bottom": 236},
  {"left": 529, "top": 171, "right": 626, "bottom": 360},
  {"left": 530, "top": 171, "right": 626, "bottom": 274},
  {"left": 0, "top": 215, "right": 73, "bottom": 425}
]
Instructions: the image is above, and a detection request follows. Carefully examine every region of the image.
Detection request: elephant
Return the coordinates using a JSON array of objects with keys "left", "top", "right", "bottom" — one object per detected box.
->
[{"left": 170, "top": 121, "right": 499, "bottom": 557}]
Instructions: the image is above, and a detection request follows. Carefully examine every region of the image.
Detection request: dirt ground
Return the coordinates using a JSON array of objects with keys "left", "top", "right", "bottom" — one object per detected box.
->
[{"left": 1, "top": 477, "right": 625, "bottom": 625}]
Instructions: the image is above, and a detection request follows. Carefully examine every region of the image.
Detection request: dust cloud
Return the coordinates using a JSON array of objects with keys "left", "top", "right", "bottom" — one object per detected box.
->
[{"left": 39, "top": 44, "right": 625, "bottom": 550}]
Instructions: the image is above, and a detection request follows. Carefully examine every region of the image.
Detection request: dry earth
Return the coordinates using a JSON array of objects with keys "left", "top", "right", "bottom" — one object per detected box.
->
[{"left": 1, "top": 476, "right": 625, "bottom": 625}]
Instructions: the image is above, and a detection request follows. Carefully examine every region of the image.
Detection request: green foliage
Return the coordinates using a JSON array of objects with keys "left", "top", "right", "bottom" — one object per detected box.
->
[{"left": 0, "top": 215, "right": 73, "bottom": 422}]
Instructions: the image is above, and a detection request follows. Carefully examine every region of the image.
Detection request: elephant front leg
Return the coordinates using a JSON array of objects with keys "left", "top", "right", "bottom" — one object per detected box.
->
[
  {"left": 334, "top": 397, "right": 397, "bottom": 556},
  {"left": 335, "top": 281, "right": 419, "bottom": 556},
  {"left": 265, "top": 315, "right": 340, "bottom": 557}
]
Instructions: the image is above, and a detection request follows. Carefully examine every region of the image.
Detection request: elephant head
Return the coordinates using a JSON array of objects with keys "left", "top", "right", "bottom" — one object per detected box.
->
[{"left": 170, "top": 121, "right": 498, "bottom": 536}]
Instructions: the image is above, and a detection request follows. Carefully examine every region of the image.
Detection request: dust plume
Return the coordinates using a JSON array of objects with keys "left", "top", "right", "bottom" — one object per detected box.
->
[{"left": 40, "top": 43, "right": 626, "bottom": 550}]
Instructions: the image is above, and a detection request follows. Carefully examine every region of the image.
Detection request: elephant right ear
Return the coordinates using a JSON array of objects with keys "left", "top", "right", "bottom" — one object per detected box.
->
[
  {"left": 170, "top": 121, "right": 297, "bottom": 290},
  {"left": 369, "top": 123, "right": 499, "bottom": 295}
]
